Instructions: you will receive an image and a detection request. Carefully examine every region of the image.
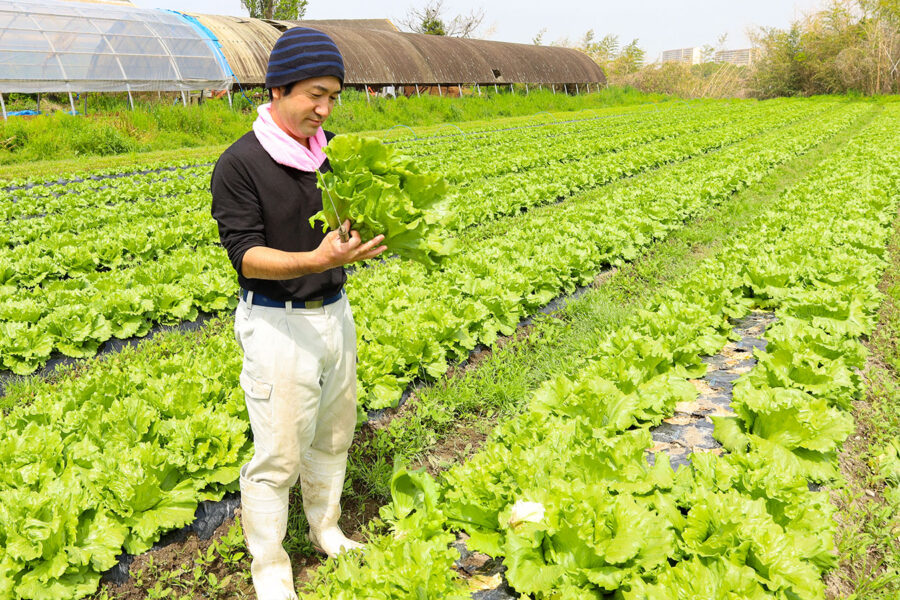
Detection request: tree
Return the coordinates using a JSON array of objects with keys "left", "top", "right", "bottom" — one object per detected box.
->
[
  {"left": 750, "top": 23, "right": 808, "bottom": 96},
  {"left": 399, "top": 0, "right": 485, "bottom": 37},
  {"left": 242, "top": 0, "right": 308, "bottom": 20},
  {"left": 749, "top": 0, "right": 899, "bottom": 96},
  {"left": 580, "top": 31, "right": 620, "bottom": 64},
  {"left": 716, "top": 32, "right": 729, "bottom": 52},
  {"left": 701, "top": 33, "right": 728, "bottom": 63},
  {"left": 608, "top": 39, "right": 646, "bottom": 76},
  {"left": 563, "top": 31, "right": 645, "bottom": 81}
]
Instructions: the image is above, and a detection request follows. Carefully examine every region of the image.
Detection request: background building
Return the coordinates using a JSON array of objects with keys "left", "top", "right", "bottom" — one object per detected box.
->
[
  {"left": 715, "top": 48, "right": 759, "bottom": 66},
  {"left": 661, "top": 47, "right": 702, "bottom": 65}
]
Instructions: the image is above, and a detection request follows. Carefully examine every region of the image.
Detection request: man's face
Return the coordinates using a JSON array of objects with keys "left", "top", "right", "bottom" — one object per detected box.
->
[{"left": 270, "top": 75, "right": 342, "bottom": 145}]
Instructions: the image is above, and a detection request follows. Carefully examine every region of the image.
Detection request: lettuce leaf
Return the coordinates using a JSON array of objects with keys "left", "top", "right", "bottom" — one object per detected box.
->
[{"left": 313, "top": 134, "right": 456, "bottom": 269}]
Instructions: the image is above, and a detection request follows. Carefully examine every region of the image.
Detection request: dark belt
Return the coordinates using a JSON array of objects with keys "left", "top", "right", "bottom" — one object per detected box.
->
[{"left": 240, "top": 288, "right": 343, "bottom": 309}]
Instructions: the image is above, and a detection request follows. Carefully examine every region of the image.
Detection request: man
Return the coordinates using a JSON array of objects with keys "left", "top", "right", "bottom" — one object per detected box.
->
[{"left": 210, "top": 27, "right": 386, "bottom": 600}]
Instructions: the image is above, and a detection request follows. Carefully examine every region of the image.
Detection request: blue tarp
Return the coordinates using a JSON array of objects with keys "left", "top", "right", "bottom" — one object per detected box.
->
[
  {"left": 3, "top": 109, "right": 80, "bottom": 116},
  {"left": 164, "top": 10, "right": 235, "bottom": 82}
]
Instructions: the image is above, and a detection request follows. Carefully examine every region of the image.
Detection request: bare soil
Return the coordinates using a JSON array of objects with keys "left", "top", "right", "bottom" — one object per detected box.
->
[{"left": 96, "top": 516, "right": 255, "bottom": 599}]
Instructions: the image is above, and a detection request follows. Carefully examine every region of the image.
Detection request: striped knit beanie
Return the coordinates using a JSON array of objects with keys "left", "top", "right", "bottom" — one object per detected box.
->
[{"left": 266, "top": 27, "right": 344, "bottom": 89}]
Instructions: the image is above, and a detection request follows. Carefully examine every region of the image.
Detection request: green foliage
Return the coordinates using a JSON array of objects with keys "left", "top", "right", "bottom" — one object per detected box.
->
[
  {"left": 578, "top": 30, "right": 620, "bottom": 63},
  {"left": 348, "top": 99, "right": 863, "bottom": 408},
  {"left": 750, "top": 0, "right": 900, "bottom": 97},
  {"left": 239, "top": 0, "right": 307, "bottom": 20},
  {"left": 419, "top": 17, "right": 445, "bottom": 36},
  {"left": 0, "top": 321, "right": 249, "bottom": 599},
  {"left": 572, "top": 30, "right": 645, "bottom": 79},
  {"left": 348, "top": 96, "right": 862, "bottom": 517},
  {"left": 751, "top": 24, "right": 808, "bottom": 98},
  {"left": 612, "top": 39, "right": 647, "bottom": 76},
  {"left": 0, "top": 99, "right": 753, "bottom": 377}
]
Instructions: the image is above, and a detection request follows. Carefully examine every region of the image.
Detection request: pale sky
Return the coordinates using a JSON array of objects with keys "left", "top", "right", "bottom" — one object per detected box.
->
[{"left": 132, "top": 0, "right": 827, "bottom": 62}]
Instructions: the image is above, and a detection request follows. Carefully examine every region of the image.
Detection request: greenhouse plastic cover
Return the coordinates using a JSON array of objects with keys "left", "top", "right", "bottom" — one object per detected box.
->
[{"left": 0, "top": 0, "right": 233, "bottom": 93}]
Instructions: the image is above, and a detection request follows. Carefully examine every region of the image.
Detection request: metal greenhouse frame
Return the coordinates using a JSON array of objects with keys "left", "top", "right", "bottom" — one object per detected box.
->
[{"left": 0, "top": 0, "right": 232, "bottom": 117}]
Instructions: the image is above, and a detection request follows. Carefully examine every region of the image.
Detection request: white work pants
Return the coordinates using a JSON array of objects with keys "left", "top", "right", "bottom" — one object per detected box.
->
[{"left": 234, "top": 293, "right": 358, "bottom": 490}]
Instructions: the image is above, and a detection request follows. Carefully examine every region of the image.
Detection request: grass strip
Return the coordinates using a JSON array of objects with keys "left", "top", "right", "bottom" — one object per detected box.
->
[
  {"left": 825, "top": 209, "right": 900, "bottom": 599},
  {"left": 0, "top": 145, "right": 225, "bottom": 183}
]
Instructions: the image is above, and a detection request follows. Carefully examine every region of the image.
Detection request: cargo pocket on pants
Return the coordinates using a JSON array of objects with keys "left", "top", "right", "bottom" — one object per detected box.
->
[{"left": 240, "top": 371, "right": 274, "bottom": 447}]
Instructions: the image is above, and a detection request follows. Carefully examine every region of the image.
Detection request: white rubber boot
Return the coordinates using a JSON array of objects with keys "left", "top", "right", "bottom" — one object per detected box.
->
[
  {"left": 240, "top": 477, "right": 298, "bottom": 600},
  {"left": 299, "top": 450, "right": 363, "bottom": 558}
]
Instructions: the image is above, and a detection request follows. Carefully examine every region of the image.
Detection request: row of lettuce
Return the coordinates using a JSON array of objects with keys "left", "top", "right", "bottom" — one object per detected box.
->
[
  {"left": 300, "top": 105, "right": 900, "bottom": 598},
  {"left": 0, "top": 101, "right": 680, "bottom": 213},
  {"left": 0, "top": 101, "right": 875, "bottom": 600},
  {"left": 348, "top": 102, "right": 864, "bottom": 408},
  {"left": 2, "top": 102, "right": 735, "bottom": 267},
  {"left": 0, "top": 99, "right": 820, "bottom": 376}
]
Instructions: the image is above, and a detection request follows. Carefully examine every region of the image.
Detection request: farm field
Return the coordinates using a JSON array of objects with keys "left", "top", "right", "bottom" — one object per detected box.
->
[{"left": 1, "top": 98, "right": 899, "bottom": 600}]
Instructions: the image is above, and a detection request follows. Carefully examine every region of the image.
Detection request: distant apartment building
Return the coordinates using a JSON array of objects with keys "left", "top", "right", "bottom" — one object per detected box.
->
[
  {"left": 714, "top": 48, "right": 759, "bottom": 66},
  {"left": 661, "top": 47, "right": 702, "bottom": 65}
]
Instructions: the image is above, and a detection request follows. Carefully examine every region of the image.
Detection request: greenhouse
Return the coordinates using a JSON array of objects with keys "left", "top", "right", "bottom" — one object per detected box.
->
[{"left": 0, "top": 0, "right": 232, "bottom": 107}]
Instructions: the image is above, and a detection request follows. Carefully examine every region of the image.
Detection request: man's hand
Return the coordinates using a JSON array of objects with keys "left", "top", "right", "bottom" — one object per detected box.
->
[
  {"left": 315, "top": 220, "right": 387, "bottom": 271},
  {"left": 240, "top": 221, "right": 386, "bottom": 280}
]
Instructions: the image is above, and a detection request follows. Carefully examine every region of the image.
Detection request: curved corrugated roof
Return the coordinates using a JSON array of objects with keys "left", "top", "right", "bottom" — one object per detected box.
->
[
  {"left": 193, "top": 15, "right": 605, "bottom": 87},
  {"left": 277, "top": 22, "right": 606, "bottom": 86},
  {"left": 291, "top": 18, "right": 397, "bottom": 32},
  {"left": 466, "top": 39, "right": 602, "bottom": 86}
]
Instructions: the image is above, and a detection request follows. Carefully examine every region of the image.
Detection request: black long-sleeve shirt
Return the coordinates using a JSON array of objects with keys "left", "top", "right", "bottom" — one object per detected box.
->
[{"left": 210, "top": 130, "right": 345, "bottom": 302}]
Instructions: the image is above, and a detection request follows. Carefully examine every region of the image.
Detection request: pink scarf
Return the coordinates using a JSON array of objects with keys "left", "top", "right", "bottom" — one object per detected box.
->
[{"left": 252, "top": 102, "right": 327, "bottom": 172}]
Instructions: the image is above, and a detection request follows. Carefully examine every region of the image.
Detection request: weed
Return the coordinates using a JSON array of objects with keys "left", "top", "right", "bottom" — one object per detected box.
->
[{"left": 826, "top": 209, "right": 900, "bottom": 599}]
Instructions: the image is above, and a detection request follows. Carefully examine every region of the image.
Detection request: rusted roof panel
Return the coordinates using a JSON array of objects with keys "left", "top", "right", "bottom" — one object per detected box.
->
[{"left": 402, "top": 33, "right": 493, "bottom": 84}]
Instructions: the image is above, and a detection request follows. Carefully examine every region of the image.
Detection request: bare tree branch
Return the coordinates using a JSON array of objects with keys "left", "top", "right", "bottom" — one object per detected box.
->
[{"left": 399, "top": 0, "right": 485, "bottom": 37}]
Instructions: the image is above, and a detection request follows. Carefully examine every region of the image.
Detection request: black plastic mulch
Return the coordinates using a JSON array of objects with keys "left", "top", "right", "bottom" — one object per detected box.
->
[
  {"left": 646, "top": 310, "right": 775, "bottom": 469},
  {"left": 450, "top": 310, "right": 776, "bottom": 598}
]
